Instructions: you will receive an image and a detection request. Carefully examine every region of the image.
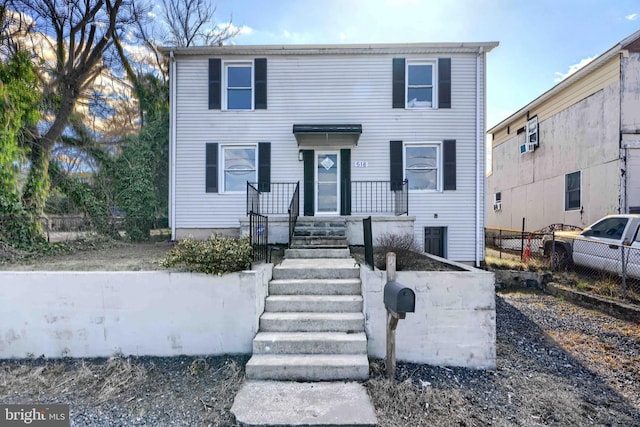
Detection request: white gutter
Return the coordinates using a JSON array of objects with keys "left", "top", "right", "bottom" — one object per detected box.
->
[
  {"left": 169, "top": 50, "right": 177, "bottom": 240},
  {"left": 476, "top": 47, "right": 484, "bottom": 267}
]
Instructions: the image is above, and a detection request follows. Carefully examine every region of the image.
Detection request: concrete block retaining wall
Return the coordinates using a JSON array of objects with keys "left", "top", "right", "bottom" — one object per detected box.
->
[
  {"left": 0, "top": 266, "right": 271, "bottom": 359},
  {"left": 361, "top": 257, "right": 496, "bottom": 369}
]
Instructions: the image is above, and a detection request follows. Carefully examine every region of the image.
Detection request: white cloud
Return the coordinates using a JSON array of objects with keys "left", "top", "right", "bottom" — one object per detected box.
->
[
  {"left": 625, "top": 13, "right": 638, "bottom": 21},
  {"left": 147, "top": 11, "right": 156, "bottom": 18},
  {"left": 553, "top": 55, "right": 597, "bottom": 83},
  {"left": 339, "top": 32, "right": 347, "bottom": 40},
  {"left": 219, "top": 22, "right": 253, "bottom": 36}
]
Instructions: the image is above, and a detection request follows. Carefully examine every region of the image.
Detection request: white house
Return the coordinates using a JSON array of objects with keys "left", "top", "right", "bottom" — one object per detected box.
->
[
  {"left": 163, "top": 42, "right": 498, "bottom": 266},
  {"left": 487, "top": 30, "right": 640, "bottom": 231}
]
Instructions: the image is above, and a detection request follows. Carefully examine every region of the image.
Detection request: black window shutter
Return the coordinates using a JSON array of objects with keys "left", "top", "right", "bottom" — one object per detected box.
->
[
  {"left": 205, "top": 143, "right": 218, "bottom": 192},
  {"left": 258, "top": 142, "right": 271, "bottom": 192},
  {"left": 254, "top": 58, "right": 267, "bottom": 109},
  {"left": 208, "top": 58, "right": 221, "bottom": 110},
  {"left": 443, "top": 139, "right": 456, "bottom": 190},
  {"left": 303, "top": 150, "right": 314, "bottom": 216},
  {"left": 438, "top": 58, "right": 451, "bottom": 109},
  {"left": 390, "top": 140, "right": 403, "bottom": 191},
  {"left": 340, "top": 149, "right": 351, "bottom": 215},
  {"left": 392, "top": 58, "right": 405, "bottom": 108}
]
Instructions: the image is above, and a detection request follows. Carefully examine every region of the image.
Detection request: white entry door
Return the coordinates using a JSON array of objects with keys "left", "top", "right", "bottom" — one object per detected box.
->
[{"left": 315, "top": 151, "right": 340, "bottom": 215}]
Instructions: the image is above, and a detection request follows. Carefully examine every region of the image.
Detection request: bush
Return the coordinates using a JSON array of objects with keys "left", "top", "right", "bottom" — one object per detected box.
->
[
  {"left": 161, "top": 235, "right": 252, "bottom": 275},
  {"left": 374, "top": 233, "right": 421, "bottom": 270}
]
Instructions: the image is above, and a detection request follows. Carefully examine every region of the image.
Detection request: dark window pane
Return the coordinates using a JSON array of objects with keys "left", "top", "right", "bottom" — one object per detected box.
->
[
  {"left": 225, "top": 170, "right": 255, "bottom": 192},
  {"left": 406, "top": 146, "right": 437, "bottom": 168},
  {"left": 228, "top": 66, "right": 251, "bottom": 87},
  {"left": 407, "top": 88, "right": 432, "bottom": 107},
  {"left": 566, "top": 172, "right": 580, "bottom": 191},
  {"left": 408, "top": 64, "right": 432, "bottom": 85},
  {"left": 228, "top": 89, "right": 252, "bottom": 109},
  {"left": 407, "top": 169, "right": 437, "bottom": 190},
  {"left": 225, "top": 148, "right": 256, "bottom": 168}
]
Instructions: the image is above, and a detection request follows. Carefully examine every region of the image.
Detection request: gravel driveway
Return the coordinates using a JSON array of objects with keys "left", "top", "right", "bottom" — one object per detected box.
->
[{"left": 1, "top": 290, "right": 638, "bottom": 426}]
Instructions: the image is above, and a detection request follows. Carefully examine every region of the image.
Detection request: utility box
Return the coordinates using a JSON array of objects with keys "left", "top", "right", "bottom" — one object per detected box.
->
[{"left": 383, "top": 280, "right": 415, "bottom": 314}]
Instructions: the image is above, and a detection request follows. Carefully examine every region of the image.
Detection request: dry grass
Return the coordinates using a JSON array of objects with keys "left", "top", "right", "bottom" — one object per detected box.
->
[{"left": 485, "top": 251, "right": 549, "bottom": 272}]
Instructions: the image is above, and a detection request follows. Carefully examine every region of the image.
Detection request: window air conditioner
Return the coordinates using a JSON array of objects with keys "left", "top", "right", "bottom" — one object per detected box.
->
[{"left": 493, "top": 202, "right": 502, "bottom": 211}]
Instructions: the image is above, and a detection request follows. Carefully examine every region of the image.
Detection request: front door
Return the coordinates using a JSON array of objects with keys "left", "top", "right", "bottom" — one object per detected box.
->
[{"left": 315, "top": 151, "right": 340, "bottom": 215}]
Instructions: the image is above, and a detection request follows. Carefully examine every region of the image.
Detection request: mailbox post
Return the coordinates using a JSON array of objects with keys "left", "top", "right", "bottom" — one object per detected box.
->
[{"left": 383, "top": 252, "right": 415, "bottom": 380}]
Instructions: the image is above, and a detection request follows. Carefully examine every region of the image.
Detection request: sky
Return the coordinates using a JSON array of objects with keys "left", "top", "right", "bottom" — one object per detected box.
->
[{"left": 190, "top": 0, "right": 640, "bottom": 129}]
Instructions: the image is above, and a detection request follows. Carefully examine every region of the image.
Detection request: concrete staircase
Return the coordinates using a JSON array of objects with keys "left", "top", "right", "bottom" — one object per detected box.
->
[
  {"left": 289, "top": 217, "right": 348, "bottom": 250},
  {"left": 246, "top": 219, "right": 368, "bottom": 381}
]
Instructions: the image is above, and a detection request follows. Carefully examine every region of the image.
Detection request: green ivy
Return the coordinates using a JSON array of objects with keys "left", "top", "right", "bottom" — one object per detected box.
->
[{"left": 0, "top": 51, "right": 44, "bottom": 249}]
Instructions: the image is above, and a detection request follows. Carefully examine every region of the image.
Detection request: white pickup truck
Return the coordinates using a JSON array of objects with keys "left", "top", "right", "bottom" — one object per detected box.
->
[{"left": 541, "top": 214, "right": 640, "bottom": 278}]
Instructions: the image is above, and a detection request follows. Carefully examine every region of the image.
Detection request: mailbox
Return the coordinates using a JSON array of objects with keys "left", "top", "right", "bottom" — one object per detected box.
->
[{"left": 383, "top": 280, "right": 415, "bottom": 313}]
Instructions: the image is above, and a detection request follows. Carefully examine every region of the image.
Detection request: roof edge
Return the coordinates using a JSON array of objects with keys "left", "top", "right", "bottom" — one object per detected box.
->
[
  {"left": 159, "top": 41, "right": 499, "bottom": 56},
  {"left": 488, "top": 31, "right": 640, "bottom": 135}
]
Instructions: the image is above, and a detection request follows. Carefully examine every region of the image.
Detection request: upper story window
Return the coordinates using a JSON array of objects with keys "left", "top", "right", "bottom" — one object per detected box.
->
[
  {"left": 209, "top": 58, "right": 267, "bottom": 110},
  {"left": 565, "top": 171, "right": 581, "bottom": 211},
  {"left": 405, "top": 143, "right": 440, "bottom": 190},
  {"left": 406, "top": 61, "right": 434, "bottom": 108},
  {"left": 223, "top": 145, "right": 256, "bottom": 192},
  {"left": 393, "top": 58, "right": 449, "bottom": 109},
  {"left": 225, "top": 62, "right": 253, "bottom": 110}
]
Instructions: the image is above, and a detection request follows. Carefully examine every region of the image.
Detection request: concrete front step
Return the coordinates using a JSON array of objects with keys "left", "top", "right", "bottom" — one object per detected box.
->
[
  {"left": 265, "top": 295, "right": 363, "bottom": 312},
  {"left": 290, "top": 236, "right": 348, "bottom": 249},
  {"left": 273, "top": 258, "right": 359, "bottom": 280},
  {"left": 269, "top": 278, "right": 361, "bottom": 295},
  {"left": 231, "top": 381, "right": 377, "bottom": 426},
  {"left": 293, "top": 227, "right": 346, "bottom": 237},
  {"left": 284, "top": 248, "right": 351, "bottom": 258},
  {"left": 253, "top": 331, "right": 367, "bottom": 355},
  {"left": 245, "top": 354, "right": 370, "bottom": 381},
  {"left": 260, "top": 312, "right": 365, "bottom": 332}
]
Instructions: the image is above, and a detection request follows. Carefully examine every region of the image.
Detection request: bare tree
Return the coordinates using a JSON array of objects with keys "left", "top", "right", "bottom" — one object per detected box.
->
[
  {"left": 159, "top": 0, "right": 239, "bottom": 47},
  {"left": 6, "top": 0, "right": 146, "bottom": 214}
]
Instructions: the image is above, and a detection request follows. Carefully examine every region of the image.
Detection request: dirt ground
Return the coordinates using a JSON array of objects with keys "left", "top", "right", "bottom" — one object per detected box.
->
[{"left": 0, "top": 240, "right": 173, "bottom": 271}]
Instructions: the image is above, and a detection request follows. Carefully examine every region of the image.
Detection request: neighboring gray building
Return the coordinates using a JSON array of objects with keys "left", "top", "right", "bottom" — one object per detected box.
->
[
  {"left": 164, "top": 42, "right": 497, "bottom": 265},
  {"left": 487, "top": 30, "right": 640, "bottom": 231}
]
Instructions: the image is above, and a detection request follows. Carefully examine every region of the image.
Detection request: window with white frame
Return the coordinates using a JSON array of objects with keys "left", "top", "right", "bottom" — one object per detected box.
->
[
  {"left": 222, "top": 145, "right": 256, "bottom": 192},
  {"left": 405, "top": 144, "right": 440, "bottom": 190},
  {"left": 225, "top": 62, "right": 253, "bottom": 110},
  {"left": 565, "top": 171, "right": 581, "bottom": 211},
  {"left": 406, "top": 60, "right": 435, "bottom": 108}
]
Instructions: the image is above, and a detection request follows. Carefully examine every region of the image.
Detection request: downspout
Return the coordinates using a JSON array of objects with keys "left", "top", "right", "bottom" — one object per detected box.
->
[
  {"left": 475, "top": 47, "right": 484, "bottom": 267},
  {"left": 169, "top": 50, "right": 177, "bottom": 240}
]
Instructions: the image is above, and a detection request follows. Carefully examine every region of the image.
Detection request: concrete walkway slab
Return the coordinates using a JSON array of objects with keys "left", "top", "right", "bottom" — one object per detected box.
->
[{"left": 231, "top": 381, "right": 378, "bottom": 426}]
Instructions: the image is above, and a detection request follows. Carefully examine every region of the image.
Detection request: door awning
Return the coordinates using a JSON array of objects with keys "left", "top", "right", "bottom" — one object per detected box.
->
[{"left": 293, "top": 124, "right": 362, "bottom": 147}]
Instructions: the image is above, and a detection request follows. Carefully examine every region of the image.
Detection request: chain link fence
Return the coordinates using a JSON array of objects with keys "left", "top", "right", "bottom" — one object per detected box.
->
[
  {"left": 544, "top": 233, "right": 640, "bottom": 304},
  {"left": 0, "top": 214, "right": 169, "bottom": 243},
  {"left": 486, "top": 226, "right": 640, "bottom": 305}
]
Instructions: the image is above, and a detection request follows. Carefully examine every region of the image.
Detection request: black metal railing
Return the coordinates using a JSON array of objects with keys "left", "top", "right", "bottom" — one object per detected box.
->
[
  {"left": 249, "top": 211, "right": 268, "bottom": 263},
  {"left": 345, "top": 180, "right": 409, "bottom": 216},
  {"left": 363, "top": 216, "right": 374, "bottom": 269},
  {"left": 288, "top": 182, "right": 300, "bottom": 248},
  {"left": 246, "top": 182, "right": 299, "bottom": 215},
  {"left": 247, "top": 183, "right": 260, "bottom": 215}
]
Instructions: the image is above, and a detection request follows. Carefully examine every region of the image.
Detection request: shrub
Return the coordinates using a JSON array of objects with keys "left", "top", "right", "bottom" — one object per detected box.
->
[
  {"left": 161, "top": 235, "right": 252, "bottom": 275},
  {"left": 374, "top": 233, "right": 420, "bottom": 270}
]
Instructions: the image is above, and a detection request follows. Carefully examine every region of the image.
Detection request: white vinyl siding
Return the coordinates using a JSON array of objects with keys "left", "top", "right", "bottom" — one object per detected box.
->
[{"left": 173, "top": 52, "right": 486, "bottom": 262}]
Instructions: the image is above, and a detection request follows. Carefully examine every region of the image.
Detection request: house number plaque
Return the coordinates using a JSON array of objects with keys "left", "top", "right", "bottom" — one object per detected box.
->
[{"left": 354, "top": 161, "right": 368, "bottom": 168}]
